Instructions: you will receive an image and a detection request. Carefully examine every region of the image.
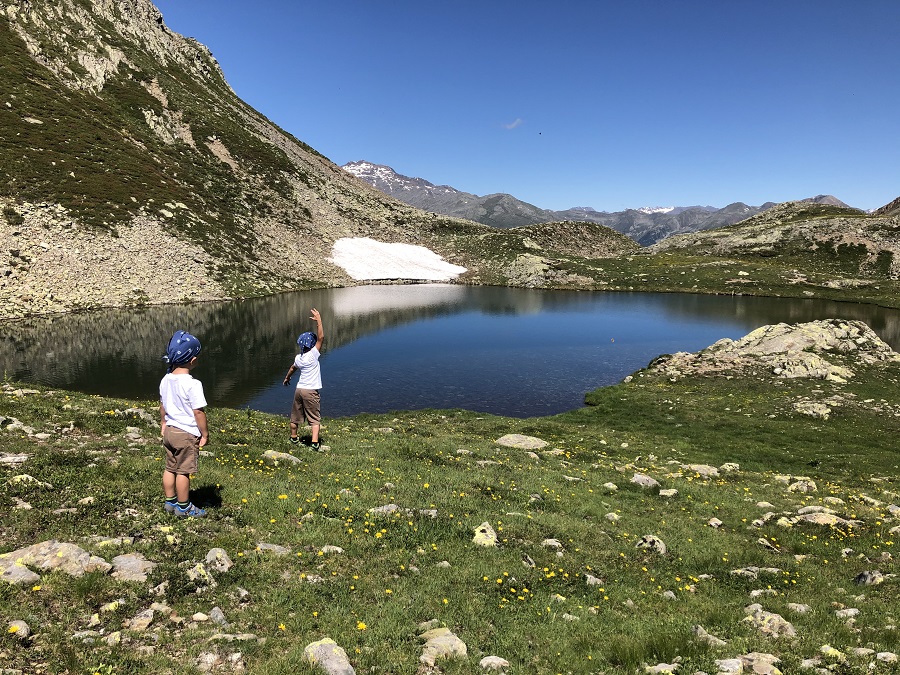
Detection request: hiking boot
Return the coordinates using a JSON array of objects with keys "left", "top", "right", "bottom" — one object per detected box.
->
[
  {"left": 164, "top": 501, "right": 177, "bottom": 514},
  {"left": 310, "top": 441, "right": 322, "bottom": 452},
  {"left": 289, "top": 436, "right": 300, "bottom": 445},
  {"left": 174, "top": 502, "right": 207, "bottom": 518}
]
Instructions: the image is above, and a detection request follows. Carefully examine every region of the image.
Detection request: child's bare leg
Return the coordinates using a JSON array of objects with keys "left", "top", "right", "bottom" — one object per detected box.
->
[
  {"left": 290, "top": 421, "right": 299, "bottom": 438},
  {"left": 163, "top": 470, "right": 177, "bottom": 499},
  {"left": 175, "top": 474, "right": 190, "bottom": 503},
  {"left": 311, "top": 423, "right": 320, "bottom": 443}
]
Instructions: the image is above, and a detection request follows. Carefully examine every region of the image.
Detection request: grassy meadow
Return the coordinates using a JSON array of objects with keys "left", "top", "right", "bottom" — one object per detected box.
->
[{"left": 1, "top": 351, "right": 899, "bottom": 675}]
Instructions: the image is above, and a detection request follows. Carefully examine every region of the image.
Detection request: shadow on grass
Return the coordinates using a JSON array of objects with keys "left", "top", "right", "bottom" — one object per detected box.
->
[{"left": 191, "top": 483, "right": 223, "bottom": 509}]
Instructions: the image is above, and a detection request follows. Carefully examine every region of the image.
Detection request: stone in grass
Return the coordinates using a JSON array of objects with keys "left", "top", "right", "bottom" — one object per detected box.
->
[
  {"left": 739, "top": 652, "right": 782, "bottom": 674},
  {"left": 256, "top": 543, "right": 291, "bottom": 555},
  {"left": 495, "top": 434, "right": 548, "bottom": 450},
  {"left": 304, "top": 637, "right": 356, "bottom": 675},
  {"left": 715, "top": 658, "right": 744, "bottom": 674},
  {"left": 205, "top": 548, "right": 234, "bottom": 573},
  {"left": 787, "top": 479, "right": 817, "bottom": 493},
  {"left": 0, "top": 540, "right": 111, "bottom": 583},
  {"left": 692, "top": 624, "right": 726, "bottom": 647},
  {"left": 854, "top": 570, "right": 884, "bottom": 586},
  {"left": 786, "top": 603, "right": 811, "bottom": 614},
  {"left": 473, "top": 522, "right": 498, "bottom": 547},
  {"left": 209, "top": 607, "right": 229, "bottom": 627},
  {"left": 635, "top": 535, "right": 667, "bottom": 555},
  {"left": 111, "top": 553, "right": 157, "bottom": 582},
  {"left": 681, "top": 463, "right": 719, "bottom": 478},
  {"left": 644, "top": 663, "right": 678, "bottom": 674},
  {"left": 631, "top": 473, "right": 660, "bottom": 489},
  {"left": 419, "top": 627, "right": 467, "bottom": 667},
  {"left": 7, "top": 620, "right": 30, "bottom": 639},
  {"left": 480, "top": 655, "right": 510, "bottom": 671},
  {"left": 126, "top": 608, "right": 154, "bottom": 631},
  {"left": 742, "top": 604, "right": 796, "bottom": 638},
  {"left": 262, "top": 449, "right": 303, "bottom": 465}
]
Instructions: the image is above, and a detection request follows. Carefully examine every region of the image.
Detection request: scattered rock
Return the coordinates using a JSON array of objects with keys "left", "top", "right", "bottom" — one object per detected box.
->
[
  {"left": 262, "top": 449, "right": 303, "bottom": 465},
  {"left": 126, "top": 608, "right": 154, "bottom": 631},
  {"left": 681, "top": 464, "right": 719, "bottom": 478},
  {"left": 495, "top": 434, "right": 548, "bottom": 449},
  {"left": 419, "top": 626, "right": 467, "bottom": 667},
  {"left": 473, "top": 522, "right": 498, "bottom": 548},
  {"left": 205, "top": 548, "right": 234, "bottom": 573},
  {"left": 479, "top": 655, "right": 509, "bottom": 671},
  {"left": 787, "top": 479, "right": 817, "bottom": 493},
  {"left": 632, "top": 473, "right": 660, "bottom": 489},
  {"left": 111, "top": 553, "right": 157, "bottom": 582},
  {"left": 635, "top": 535, "right": 667, "bottom": 555},
  {"left": 0, "top": 540, "right": 111, "bottom": 584},
  {"left": 7, "top": 619, "right": 31, "bottom": 639},
  {"left": 693, "top": 624, "right": 726, "bottom": 647},
  {"left": 854, "top": 570, "right": 884, "bottom": 586},
  {"left": 742, "top": 605, "right": 796, "bottom": 638},
  {"left": 303, "top": 637, "right": 356, "bottom": 675}
]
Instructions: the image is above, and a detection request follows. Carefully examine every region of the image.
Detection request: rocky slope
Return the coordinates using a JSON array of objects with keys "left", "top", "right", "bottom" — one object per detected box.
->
[
  {"left": 646, "top": 201, "right": 900, "bottom": 280},
  {"left": 0, "top": 1, "right": 644, "bottom": 320}
]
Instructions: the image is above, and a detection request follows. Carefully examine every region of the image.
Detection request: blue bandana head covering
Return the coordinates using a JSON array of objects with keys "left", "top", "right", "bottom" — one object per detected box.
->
[
  {"left": 297, "top": 331, "right": 317, "bottom": 350},
  {"left": 164, "top": 330, "right": 201, "bottom": 371}
]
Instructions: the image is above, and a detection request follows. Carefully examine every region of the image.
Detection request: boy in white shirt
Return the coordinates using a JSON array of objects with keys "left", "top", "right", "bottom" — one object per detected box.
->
[
  {"left": 283, "top": 308, "right": 324, "bottom": 451},
  {"left": 160, "top": 330, "right": 209, "bottom": 517}
]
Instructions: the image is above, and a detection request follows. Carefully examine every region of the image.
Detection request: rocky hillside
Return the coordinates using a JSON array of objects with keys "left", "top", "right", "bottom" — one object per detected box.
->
[
  {"left": 646, "top": 201, "right": 900, "bottom": 281},
  {"left": 0, "top": 1, "right": 644, "bottom": 321}
]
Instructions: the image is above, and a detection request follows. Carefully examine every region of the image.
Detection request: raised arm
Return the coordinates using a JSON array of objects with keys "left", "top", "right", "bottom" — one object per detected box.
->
[{"left": 310, "top": 308, "right": 324, "bottom": 351}]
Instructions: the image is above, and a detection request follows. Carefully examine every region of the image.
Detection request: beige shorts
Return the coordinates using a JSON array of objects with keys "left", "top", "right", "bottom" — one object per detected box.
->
[
  {"left": 163, "top": 426, "right": 200, "bottom": 475},
  {"left": 291, "top": 388, "right": 321, "bottom": 426}
]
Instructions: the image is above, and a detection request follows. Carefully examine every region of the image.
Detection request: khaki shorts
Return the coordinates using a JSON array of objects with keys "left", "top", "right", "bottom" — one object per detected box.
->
[
  {"left": 291, "top": 388, "right": 321, "bottom": 426},
  {"left": 163, "top": 426, "right": 200, "bottom": 475}
]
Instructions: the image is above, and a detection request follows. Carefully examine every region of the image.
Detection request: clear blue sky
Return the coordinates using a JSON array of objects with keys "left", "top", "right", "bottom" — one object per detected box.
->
[{"left": 154, "top": 0, "right": 900, "bottom": 212}]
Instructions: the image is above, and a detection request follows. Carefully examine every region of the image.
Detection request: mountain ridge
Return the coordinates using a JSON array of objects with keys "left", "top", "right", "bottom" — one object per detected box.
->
[{"left": 343, "top": 160, "right": 859, "bottom": 245}]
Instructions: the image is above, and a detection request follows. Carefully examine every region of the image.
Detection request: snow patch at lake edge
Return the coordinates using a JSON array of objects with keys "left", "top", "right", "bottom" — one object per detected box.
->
[{"left": 330, "top": 237, "right": 467, "bottom": 281}]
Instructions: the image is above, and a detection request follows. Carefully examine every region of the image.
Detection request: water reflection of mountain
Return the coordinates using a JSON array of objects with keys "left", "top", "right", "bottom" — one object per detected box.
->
[
  {"left": 653, "top": 293, "right": 900, "bottom": 349},
  {"left": 1, "top": 286, "right": 898, "bottom": 411},
  {"left": 0, "top": 285, "right": 592, "bottom": 407}
]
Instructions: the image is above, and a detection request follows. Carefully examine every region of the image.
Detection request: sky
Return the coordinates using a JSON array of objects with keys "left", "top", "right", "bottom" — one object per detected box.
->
[{"left": 153, "top": 0, "right": 900, "bottom": 212}]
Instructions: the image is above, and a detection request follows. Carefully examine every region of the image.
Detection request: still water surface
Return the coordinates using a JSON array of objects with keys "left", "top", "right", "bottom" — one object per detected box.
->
[{"left": 2, "top": 285, "right": 899, "bottom": 418}]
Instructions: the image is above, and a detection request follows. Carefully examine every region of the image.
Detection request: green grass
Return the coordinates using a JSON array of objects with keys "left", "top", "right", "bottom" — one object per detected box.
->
[{"left": 1, "top": 356, "right": 898, "bottom": 674}]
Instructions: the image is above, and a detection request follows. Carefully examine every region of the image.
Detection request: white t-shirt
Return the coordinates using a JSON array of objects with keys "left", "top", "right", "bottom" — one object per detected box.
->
[
  {"left": 160, "top": 372, "right": 208, "bottom": 436},
  {"left": 294, "top": 347, "right": 322, "bottom": 390}
]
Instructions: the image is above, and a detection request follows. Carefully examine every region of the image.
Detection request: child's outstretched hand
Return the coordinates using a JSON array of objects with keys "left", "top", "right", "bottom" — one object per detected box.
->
[{"left": 310, "top": 308, "right": 321, "bottom": 322}]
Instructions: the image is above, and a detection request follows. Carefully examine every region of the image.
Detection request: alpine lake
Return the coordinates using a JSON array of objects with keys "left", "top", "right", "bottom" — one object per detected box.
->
[{"left": 2, "top": 284, "right": 899, "bottom": 419}]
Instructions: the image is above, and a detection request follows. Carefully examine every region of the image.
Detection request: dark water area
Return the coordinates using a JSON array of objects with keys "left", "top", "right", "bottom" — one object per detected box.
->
[{"left": 2, "top": 285, "right": 899, "bottom": 418}]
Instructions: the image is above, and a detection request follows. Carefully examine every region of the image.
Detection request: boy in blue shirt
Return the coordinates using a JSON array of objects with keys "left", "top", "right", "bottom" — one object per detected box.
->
[
  {"left": 283, "top": 308, "right": 324, "bottom": 451},
  {"left": 160, "top": 330, "right": 209, "bottom": 517}
]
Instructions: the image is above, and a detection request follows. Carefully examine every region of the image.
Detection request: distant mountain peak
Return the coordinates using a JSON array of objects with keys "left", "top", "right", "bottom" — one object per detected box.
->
[
  {"left": 800, "top": 195, "right": 850, "bottom": 208},
  {"left": 344, "top": 160, "right": 860, "bottom": 245}
]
